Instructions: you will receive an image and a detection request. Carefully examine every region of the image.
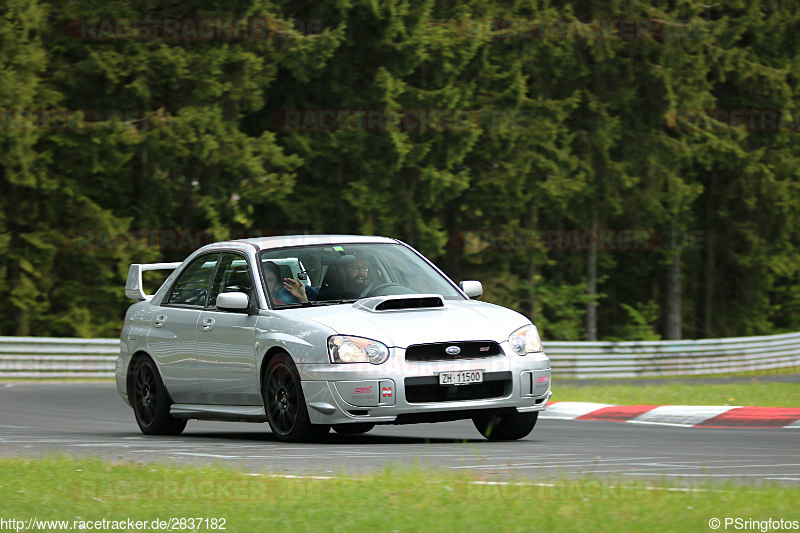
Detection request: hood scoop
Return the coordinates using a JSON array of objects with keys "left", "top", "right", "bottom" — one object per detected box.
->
[{"left": 354, "top": 294, "right": 445, "bottom": 312}]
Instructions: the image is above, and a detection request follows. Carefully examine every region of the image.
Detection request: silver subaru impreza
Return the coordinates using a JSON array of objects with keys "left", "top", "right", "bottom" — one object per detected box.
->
[{"left": 117, "top": 235, "right": 551, "bottom": 441}]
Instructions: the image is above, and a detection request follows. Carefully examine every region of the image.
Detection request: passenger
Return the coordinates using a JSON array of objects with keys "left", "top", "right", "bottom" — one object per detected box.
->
[
  {"left": 318, "top": 256, "right": 370, "bottom": 300},
  {"left": 263, "top": 261, "right": 318, "bottom": 305}
]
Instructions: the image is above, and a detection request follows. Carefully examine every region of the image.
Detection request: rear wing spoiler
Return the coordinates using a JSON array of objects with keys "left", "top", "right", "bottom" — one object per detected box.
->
[{"left": 125, "top": 262, "right": 182, "bottom": 301}]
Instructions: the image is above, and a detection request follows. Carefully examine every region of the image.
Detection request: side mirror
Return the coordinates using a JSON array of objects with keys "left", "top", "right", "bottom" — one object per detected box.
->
[
  {"left": 460, "top": 280, "right": 483, "bottom": 299},
  {"left": 216, "top": 292, "right": 250, "bottom": 311}
]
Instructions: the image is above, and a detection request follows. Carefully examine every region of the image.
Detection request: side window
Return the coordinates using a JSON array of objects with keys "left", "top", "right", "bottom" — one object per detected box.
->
[
  {"left": 166, "top": 254, "right": 220, "bottom": 306},
  {"left": 208, "top": 253, "right": 255, "bottom": 308}
]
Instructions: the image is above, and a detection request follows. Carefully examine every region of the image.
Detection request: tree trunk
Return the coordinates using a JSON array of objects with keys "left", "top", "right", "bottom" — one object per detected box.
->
[
  {"left": 585, "top": 209, "right": 598, "bottom": 341},
  {"left": 524, "top": 201, "right": 537, "bottom": 320},
  {"left": 664, "top": 250, "right": 682, "bottom": 340},
  {"left": 443, "top": 199, "right": 462, "bottom": 282},
  {"left": 702, "top": 175, "right": 716, "bottom": 338},
  {"left": 702, "top": 230, "right": 714, "bottom": 338}
]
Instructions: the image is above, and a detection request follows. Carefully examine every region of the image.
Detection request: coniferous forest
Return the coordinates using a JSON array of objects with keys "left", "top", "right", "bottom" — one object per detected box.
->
[{"left": 2, "top": 0, "right": 799, "bottom": 341}]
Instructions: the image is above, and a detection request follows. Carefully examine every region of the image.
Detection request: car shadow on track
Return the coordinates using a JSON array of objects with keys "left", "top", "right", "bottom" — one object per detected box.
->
[{"left": 168, "top": 431, "right": 488, "bottom": 445}]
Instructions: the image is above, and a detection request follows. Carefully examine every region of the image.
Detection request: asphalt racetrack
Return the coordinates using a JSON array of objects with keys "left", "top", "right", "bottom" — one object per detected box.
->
[{"left": 1, "top": 382, "right": 798, "bottom": 485}]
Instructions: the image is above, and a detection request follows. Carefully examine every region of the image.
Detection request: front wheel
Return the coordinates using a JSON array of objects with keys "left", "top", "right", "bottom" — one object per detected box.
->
[
  {"left": 131, "top": 357, "right": 186, "bottom": 436},
  {"left": 263, "top": 353, "right": 329, "bottom": 442},
  {"left": 473, "top": 410, "right": 538, "bottom": 441}
]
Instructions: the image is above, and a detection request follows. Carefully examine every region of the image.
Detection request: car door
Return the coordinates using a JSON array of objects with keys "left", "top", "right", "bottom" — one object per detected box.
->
[
  {"left": 147, "top": 253, "right": 220, "bottom": 404},
  {"left": 196, "top": 252, "right": 261, "bottom": 405}
]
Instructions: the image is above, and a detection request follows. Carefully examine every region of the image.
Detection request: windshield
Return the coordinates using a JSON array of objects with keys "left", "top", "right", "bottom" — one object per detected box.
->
[{"left": 258, "top": 243, "right": 464, "bottom": 308}]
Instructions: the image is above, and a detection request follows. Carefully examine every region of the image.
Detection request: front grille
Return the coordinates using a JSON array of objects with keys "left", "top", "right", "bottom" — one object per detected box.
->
[
  {"left": 404, "top": 372, "right": 511, "bottom": 403},
  {"left": 405, "top": 341, "right": 502, "bottom": 362}
]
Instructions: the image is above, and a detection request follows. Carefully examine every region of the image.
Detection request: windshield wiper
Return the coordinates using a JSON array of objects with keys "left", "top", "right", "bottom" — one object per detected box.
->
[
  {"left": 274, "top": 301, "right": 319, "bottom": 309},
  {"left": 313, "top": 298, "right": 361, "bottom": 306},
  {"left": 275, "top": 299, "right": 360, "bottom": 309}
]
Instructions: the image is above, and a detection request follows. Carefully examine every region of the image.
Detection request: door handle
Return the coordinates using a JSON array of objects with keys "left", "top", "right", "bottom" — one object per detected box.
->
[
  {"left": 201, "top": 318, "right": 215, "bottom": 332},
  {"left": 154, "top": 314, "right": 167, "bottom": 328}
]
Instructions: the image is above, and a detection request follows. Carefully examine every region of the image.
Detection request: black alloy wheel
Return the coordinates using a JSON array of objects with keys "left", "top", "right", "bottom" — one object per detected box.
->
[
  {"left": 131, "top": 357, "right": 186, "bottom": 435},
  {"left": 263, "top": 353, "right": 329, "bottom": 442}
]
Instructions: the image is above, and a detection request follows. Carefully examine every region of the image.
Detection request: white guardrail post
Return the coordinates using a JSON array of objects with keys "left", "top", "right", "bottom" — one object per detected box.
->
[{"left": 1, "top": 333, "right": 799, "bottom": 379}]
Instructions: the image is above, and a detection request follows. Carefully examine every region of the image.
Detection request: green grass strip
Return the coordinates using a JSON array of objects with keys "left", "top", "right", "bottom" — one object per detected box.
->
[
  {"left": 1, "top": 456, "right": 799, "bottom": 532},
  {"left": 553, "top": 382, "right": 800, "bottom": 408}
]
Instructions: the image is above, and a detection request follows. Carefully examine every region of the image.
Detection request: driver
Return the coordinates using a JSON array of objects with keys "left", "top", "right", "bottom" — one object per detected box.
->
[{"left": 318, "top": 256, "right": 371, "bottom": 300}]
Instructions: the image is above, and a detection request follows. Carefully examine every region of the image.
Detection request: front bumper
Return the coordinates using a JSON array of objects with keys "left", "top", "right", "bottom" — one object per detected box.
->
[{"left": 298, "top": 348, "right": 551, "bottom": 425}]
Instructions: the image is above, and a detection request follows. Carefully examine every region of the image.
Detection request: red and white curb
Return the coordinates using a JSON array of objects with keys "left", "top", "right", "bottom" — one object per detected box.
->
[{"left": 542, "top": 402, "right": 800, "bottom": 429}]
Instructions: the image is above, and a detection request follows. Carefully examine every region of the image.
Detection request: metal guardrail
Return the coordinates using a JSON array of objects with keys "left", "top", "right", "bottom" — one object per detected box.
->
[
  {"left": 0, "top": 336, "right": 118, "bottom": 378},
  {"left": 1, "top": 332, "right": 799, "bottom": 379},
  {"left": 547, "top": 331, "right": 800, "bottom": 378}
]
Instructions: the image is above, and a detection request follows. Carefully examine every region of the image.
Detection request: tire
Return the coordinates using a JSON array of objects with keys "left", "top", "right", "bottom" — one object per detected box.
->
[
  {"left": 473, "top": 410, "right": 538, "bottom": 441},
  {"left": 263, "top": 353, "right": 329, "bottom": 442},
  {"left": 131, "top": 357, "right": 187, "bottom": 436},
  {"left": 332, "top": 423, "right": 375, "bottom": 435}
]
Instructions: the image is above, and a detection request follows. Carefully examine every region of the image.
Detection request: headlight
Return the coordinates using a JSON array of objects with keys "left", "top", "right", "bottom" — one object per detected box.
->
[
  {"left": 508, "top": 325, "right": 543, "bottom": 355},
  {"left": 328, "top": 336, "right": 390, "bottom": 364}
]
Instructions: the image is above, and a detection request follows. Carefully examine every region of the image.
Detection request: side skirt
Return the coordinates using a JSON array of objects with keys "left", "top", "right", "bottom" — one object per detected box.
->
[{"left": 170, "top": 404, "right": 266, "bottom": 422}]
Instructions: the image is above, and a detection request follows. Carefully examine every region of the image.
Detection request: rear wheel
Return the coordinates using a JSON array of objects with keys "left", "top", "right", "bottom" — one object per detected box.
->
[
  {"left": 263, "top": 353, "right": 329, "bottom": 442},
  {"left": 473, "top": 410, "right": 538, "bottom": 441},
  {"left": 332, "top": 423, "right": 375, "bottom": 435},
  {"left": 131, "top": 357, "right": 186, "bottom": 435}
]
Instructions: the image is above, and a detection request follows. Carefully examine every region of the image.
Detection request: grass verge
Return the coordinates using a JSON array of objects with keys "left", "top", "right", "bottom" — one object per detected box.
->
[
  {"left": 552, "top": 382, "right": 800, "bottom": 407},
  {"left": 1, "top": 456, "right": 799, "bottom": 532}
]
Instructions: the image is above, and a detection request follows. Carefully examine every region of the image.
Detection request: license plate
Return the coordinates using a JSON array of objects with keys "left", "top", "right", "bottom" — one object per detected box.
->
[{"left": 438, "top": 370, "right": 483, "bottom": 386}]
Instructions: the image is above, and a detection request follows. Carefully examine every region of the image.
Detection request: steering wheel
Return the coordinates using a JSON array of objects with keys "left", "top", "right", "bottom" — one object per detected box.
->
[{"left": 359, "top": 282, "right": 404, "bottom": 298}]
